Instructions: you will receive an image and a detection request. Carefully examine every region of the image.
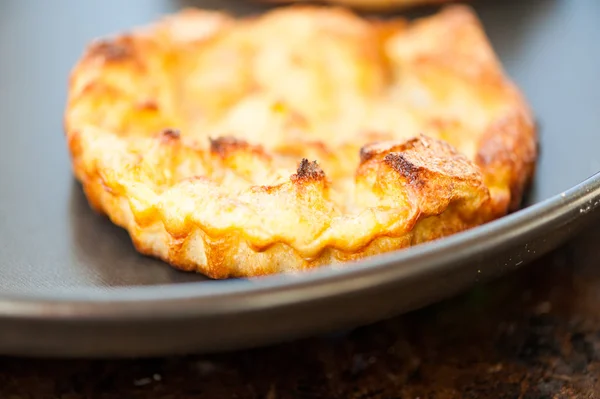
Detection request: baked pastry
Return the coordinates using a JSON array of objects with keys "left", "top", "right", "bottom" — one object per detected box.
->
[{"left": 64, "top": 5, "right": 537, "bottom": 278}]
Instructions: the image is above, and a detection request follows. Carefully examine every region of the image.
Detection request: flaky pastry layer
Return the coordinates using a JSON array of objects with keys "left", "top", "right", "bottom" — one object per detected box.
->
[{"left": 65, "top": 5, "right": 537, "bottom": 278}]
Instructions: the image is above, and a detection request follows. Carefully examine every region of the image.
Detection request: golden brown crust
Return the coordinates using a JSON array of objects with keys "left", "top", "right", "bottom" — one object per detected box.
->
[{"left": 64, "top": 5, "right": 537, "bottom": 278}]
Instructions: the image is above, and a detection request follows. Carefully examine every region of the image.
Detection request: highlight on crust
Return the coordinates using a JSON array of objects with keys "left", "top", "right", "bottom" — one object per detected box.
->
[{"left": 64, "top": 5, "right": 537, "bottom": 278}]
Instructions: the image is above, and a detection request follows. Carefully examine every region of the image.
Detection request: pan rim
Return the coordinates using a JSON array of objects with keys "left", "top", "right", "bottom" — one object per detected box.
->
[{"left": 0, "top": 172, "right": 598, "bottom": 321}]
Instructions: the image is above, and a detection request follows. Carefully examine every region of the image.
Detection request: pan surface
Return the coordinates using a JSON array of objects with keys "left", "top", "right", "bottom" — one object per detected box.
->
[{"left": 0, "top": 0, "right": 599, "bottom": 357}]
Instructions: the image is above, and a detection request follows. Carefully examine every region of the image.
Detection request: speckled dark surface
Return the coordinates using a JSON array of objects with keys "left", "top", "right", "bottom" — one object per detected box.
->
[{"left": 2, "top": 224, "right": 599, "bottom": 398}]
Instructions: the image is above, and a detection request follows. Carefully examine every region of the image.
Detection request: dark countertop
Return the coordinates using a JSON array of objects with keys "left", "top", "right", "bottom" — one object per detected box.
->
[{"left": 1, "top": 224, "right": 600, "bottom": 398}]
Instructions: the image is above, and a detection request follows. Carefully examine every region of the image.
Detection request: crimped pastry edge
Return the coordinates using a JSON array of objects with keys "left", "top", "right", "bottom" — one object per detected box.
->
[{"left": 64, "top": 5, "right": 537, "bottom": 278}]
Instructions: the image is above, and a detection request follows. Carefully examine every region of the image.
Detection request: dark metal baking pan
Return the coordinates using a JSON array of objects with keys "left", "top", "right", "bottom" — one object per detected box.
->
[{"left": 0, "top": 0, "right": 599, "bottom": 357}]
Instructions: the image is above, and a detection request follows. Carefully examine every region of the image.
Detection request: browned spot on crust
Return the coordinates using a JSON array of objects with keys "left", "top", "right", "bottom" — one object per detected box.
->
[
  {"left": 384, "top": 152, "right": 423, "bottom": 186},
  {"left": 209, "top": 136, "right": 271, "bottom": 164},
  {"left": 88, "top": 39, "right": 132, "bottom": 61},
  {"left": 159, "top": 128, "right": 180, "bottom": 143},
  {"left": 359, "top": 144, "right": 378, "bottom": 163},
  {"left": 292, "top": 158, "right": 325, "bottom": 182},
  {"left": 360, "top": 136, "right": 420, "bottom": 164},
  {"left": 209, "top": 136, "right": 248, "bottom": 158},
  {"left": 137, "top": 100, "right": 159, "bottom": 112},
  {"left": 162, "top": 128, "right": 180, "bottom": 138}
]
